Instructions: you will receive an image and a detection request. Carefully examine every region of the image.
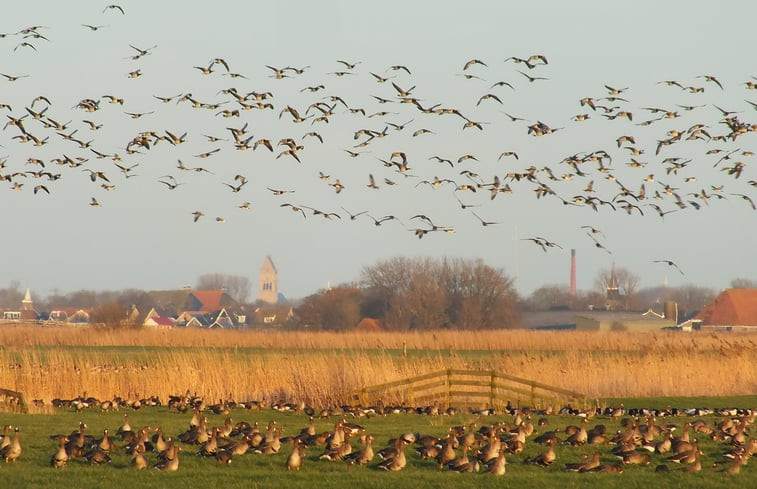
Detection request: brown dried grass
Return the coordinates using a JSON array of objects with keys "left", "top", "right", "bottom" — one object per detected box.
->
[{"left": 0, "top": 325, "right": 755, "bottom": 407}]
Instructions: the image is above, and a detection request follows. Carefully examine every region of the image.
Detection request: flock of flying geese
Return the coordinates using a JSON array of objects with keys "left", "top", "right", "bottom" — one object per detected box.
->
[
  {"left": 0, "top": 398, "right": 754, "bottom": 478},
  {"left": 1, "top": 5, "right": 756, "bottom": 274}
]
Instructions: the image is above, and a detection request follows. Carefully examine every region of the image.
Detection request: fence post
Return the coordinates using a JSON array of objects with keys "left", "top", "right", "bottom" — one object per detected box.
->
[
  {"left": 446, "top": 369, "right": 452, "bottom": 409},
  {"left": 490, "top": 370, "right": 495, "bottom": 408},
  {"left": 530, "top": 381, "right": 535, "bottom": 407}
]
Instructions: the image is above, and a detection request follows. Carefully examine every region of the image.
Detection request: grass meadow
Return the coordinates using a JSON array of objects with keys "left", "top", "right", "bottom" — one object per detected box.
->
[{"left": 0, "top": 401, "right": 755, "bottom": 489}]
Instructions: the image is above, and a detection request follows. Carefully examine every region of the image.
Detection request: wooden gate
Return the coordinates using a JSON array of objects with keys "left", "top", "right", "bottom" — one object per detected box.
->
[
  {"left": 346, "top": 369, "right": 586, "bottom": 410},
  {"left": 0, "top": 387, "right": 28, "bottom": 413}
]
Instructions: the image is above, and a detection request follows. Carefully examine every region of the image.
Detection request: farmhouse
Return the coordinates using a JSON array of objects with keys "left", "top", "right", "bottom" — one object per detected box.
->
[
  {"left": 694, "top": 288, "right": 757, "bottom": 331},
  {"left": 575, "top": 311, "right": 675, "bottom": 331}
]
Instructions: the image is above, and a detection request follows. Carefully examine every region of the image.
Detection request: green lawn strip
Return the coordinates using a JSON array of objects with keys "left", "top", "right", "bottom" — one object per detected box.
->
[
  {"left": 0, "top": 401, "right": 753, "bottom": 488},
  {"left": 599, "top": 395, "right": 757, "bottom": 410}
]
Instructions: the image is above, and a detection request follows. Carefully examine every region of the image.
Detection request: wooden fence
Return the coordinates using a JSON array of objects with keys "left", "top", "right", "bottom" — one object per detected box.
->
[
  {"left": 346, "top": 369, "right": 586, "bottom": 411},
  {"left": 0, "top": 387, "right": 28, "bottom": 413}
]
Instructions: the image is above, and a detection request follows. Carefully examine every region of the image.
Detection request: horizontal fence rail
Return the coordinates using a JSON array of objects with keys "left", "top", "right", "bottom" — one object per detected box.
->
[{"left": 345, "top": 369, "right": 586, "bottom": 411}]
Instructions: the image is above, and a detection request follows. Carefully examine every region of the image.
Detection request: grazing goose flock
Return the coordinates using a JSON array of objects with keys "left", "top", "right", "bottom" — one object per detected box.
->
[
  {"left": 1, "top": 396, "right": 754, "bottom": 477},
  {"left": 0, "top": 3, "right": 754, "bottom": 292}
]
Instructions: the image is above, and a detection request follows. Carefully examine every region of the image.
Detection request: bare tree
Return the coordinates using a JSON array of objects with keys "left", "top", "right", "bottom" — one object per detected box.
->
[
  {"left": 296, "top": 286, "right": 362, "bottom": 331},
  {"left": 594, "top": 266, "right": 640, "bottom": 310},
  {"left": 730, "top": 278, "right": 757, "bottom": 289},
  {"left": 0, "top": 281, "right": 23, "bottom": 309},
  {"left": 361, "top": 256, "right": 519, "bottom": 330},
  {"left": 196, "top": 273, "right": 251, "bottom": 303},
  {"left": 525, "top": 284, "right": 573, "bottom": 310},
  {"left": 90, "top": 300, "right": 128, "bottom": 328}
]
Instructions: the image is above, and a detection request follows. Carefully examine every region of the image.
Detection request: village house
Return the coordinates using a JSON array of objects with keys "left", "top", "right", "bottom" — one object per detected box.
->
[{"left": 693, "top": 288, "right": 757, "bottom": 331}]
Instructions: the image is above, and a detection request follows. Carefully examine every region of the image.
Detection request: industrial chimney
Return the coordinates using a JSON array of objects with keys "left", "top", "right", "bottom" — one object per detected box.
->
[{"left": 570, "top": 249, "right": 576, "bottom": 297}]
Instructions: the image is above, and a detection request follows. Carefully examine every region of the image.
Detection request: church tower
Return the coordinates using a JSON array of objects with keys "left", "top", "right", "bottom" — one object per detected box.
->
[
  {"left": 258, "top": 255, "right": 278, "bottom": 304},
  {"left": 605, "top": 265, "right": 621, "bottom": 310}
]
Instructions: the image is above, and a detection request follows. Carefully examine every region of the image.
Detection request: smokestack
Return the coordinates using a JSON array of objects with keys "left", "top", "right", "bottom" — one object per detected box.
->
[{"left": 570, "top": 249, "right": 576, "bottom": 297}]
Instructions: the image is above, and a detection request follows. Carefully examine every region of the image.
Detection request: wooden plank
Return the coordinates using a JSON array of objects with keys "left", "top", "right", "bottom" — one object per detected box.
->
[
  {"left": 448, "top": 390, "right": 492, "bottom": 398},
  {"left": 447, "top": 369, "right": 493, "bottom": 377},
  {"left": 491, "top": 383, "right": 535, "bottom": 398},
  {"left": 450, "top": 379, "right": 491, "bottom": 388},
  {"left": 492, "top": 371, "right": 584, "bottom": 398},
  {"left": 412, "top": 380, "right": 448, "bottom": 392},
  {"left": 357, "top": 369, "right": 445, "bottom": 394}
]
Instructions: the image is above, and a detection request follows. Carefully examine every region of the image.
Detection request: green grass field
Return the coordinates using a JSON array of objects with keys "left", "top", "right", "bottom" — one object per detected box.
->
[{"left": 0, "top": 396, "right": 754, "bottom": 489}]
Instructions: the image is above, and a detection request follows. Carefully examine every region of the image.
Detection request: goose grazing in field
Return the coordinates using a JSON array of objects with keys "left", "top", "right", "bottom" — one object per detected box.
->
[
  {"left": 131, "top": 444, "right": 149, "bottom": 469},
  {"left": 116, "top": 413, "right": 132, "bottom": 439},
  {"left": 526, "top": 437, "right": 557, "bottom": 466},
  {"left": 51, "top": 435, "right": 69, "bottom": 468},
  {"left": 377, "top": 436, "right": 409, "bottom": 471},
  {"left": 286, "top": 438, "right": 307, "bottom": 471},
  {"left": 0, "top": 427, "right": 21, "bottom": 463},
  {"left": 85, "top": 447, "right": 112, "bottom": 465},
  {"left": 65, "top": 422, "right": 92, "bottom": 458},
  {"left": 154, "top": 446, "right": 181, "bottom": 471},
  {"left": 319, "top": 429, "right": 353, "bottom": 461},
  {"left": 483, "top": 447, "right": 507, "bottom": 475},
  {"left": 445, "top": 444, "right": 478, "bottom": 473},
  {"left": 0, "top": 425, "right": 11, "bottom": 451},
  {"left": 198, "top": 428, "right": 220, "bottom": 457},
  {"left": 343, "top": 434, "right": 374, "bottom": 466},
  {"left": 156, "top": 437, "right": 180, "bottom": 464},
  {"left": 97, "top": 428, "right": 116, "bottom": 453}
]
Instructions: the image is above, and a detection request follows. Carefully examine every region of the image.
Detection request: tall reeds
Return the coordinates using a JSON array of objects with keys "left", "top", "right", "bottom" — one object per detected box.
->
[{"left": 0, "top": 325, "right": 755, "bottom": 407}]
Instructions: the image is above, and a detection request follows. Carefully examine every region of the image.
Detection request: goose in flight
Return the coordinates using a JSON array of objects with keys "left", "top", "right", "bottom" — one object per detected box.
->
[
  {"left": 653, "top": 259, "right": 684, "bottom": 275},
  {"left": 280, "top": 203, "right": 307, "bottom": 218},
  {"left": 471, "top": 212, "right": 498, "bottom": 226},
  {"left": 370, "top": 72, "right": 395, "bottom": 83},
  {"left": 463, "top": 59, "right": 487, "bottom": 70},
  {"left": 103, "top": 4, "right": 125, "bottom": 14},
  {"left": 518, "top": 70, "right": 549, "bottom": 83},
  {"left": 522, "top": 236, "right": 562, "bottom": 252},
  {"left": 0, "top": 73, "right": 30, "bottom": 82},
  {"left": 341, "top": 207, "right": 368, "bottom": 220},
  {"left": 336, "top": 60, "right": 361, "bottom": 70}
]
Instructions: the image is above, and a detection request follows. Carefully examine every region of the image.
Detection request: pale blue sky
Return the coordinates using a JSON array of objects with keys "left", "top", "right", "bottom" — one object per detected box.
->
[{"left": 1, "top": 1, "right": 755, "bottom": 301}]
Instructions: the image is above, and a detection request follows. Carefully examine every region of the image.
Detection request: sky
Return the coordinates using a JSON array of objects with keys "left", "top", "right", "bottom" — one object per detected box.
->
[{"left": 1, "top": 1, "right": 755, "bottom": 302}]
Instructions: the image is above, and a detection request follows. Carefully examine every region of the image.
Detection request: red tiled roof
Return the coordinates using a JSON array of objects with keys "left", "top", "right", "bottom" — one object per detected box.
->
[
  {"left": 190, "top": 290, "right": 225, "bottom": 312},
  {"left": 355, "top": 317, "right": 384, "bottom": 331},
  {"left": 695, "top": 289, "right": 757, "bottom": 326}
]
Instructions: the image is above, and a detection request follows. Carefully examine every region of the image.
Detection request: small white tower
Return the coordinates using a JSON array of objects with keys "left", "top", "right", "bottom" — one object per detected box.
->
[{"left": 21, "top": 288, "right": 33, "bottom": 311}]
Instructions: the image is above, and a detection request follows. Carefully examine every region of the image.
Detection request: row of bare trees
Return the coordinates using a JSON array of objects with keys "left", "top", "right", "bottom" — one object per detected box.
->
[
  {"left": 523, "top": 266, "right": 747, "bottom": 320},
  {"left": 296, "top": 257, "right": 520, "bottom": 330}
]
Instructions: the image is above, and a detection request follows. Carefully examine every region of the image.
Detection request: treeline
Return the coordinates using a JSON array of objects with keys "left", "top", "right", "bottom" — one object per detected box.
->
[{"left": 296, "top": 257, "right": 520, "bottom": 330}]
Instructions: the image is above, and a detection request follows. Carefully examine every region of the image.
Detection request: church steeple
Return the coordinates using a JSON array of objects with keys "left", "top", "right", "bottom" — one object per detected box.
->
[
  {"left": 21, "top": 288, "right": 33, "bottom": 311},
  {"left": 606, "top": 265, "right": 619, "bottom": 300},
  {"left": 258, "top": 255, "right": 278, "bottom": 304}
]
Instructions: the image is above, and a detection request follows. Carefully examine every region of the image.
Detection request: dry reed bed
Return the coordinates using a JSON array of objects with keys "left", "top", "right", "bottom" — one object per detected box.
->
[
  {"left": 1, "top": 325, "right": 755, "bottom": 351},
  {"left": 0, "top": 326, "right": 755, "bottom": 406}
]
